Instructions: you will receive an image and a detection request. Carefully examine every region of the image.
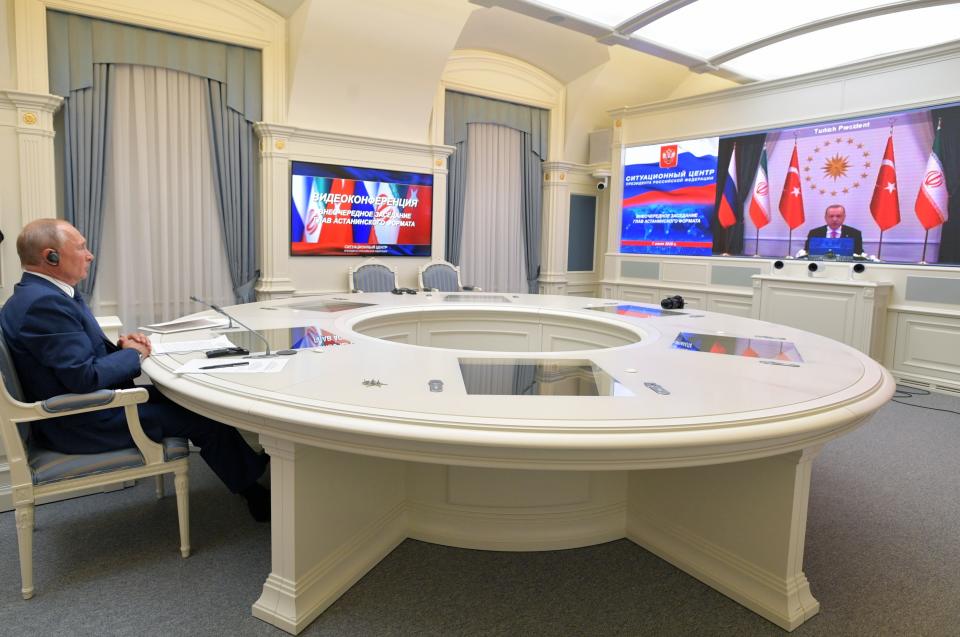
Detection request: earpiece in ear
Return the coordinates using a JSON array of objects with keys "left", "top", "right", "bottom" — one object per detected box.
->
[{"left": 45, "top": 249, "right": 60, "bottom": 265}]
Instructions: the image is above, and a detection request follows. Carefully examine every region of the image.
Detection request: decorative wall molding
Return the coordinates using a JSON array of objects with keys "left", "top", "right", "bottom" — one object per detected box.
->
[
  {"left": 13, "top": 0, "right": 287, "bottom": 122},
  {"left": 253, "top": 123, "right": 456, "bottom": 298},
  {"left": 611, "top": 40, "right": 960, "bottom": 121},
  {"left": 434, "top": 49, "right": 566, "bottom": 162},
  {"left": 540, "top": 160, "right": 572, "bottom": 292},
  {"left": 434, "top": 50, "right": 567, "bottom": 291},
  {"left": 609, "top": 41, "right": 960, "bottom": 151},
  {"left": 0, "top": 90, "right": 62, "bottom": 227},
  {"left": 257, "top": 124, "right": 455, "bottom": 165},
  {"left": 441, "top": 48, "right": 564, "bottom": 109}
]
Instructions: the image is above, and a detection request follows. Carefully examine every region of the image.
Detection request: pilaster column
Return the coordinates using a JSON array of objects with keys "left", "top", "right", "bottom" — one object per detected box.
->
[
  {"left": 431, "top": 150, "right": 451, "bottom": 260},
  {"left": 539, "top": 162, "right": 573, "bottom": 295},
  {"left": 3, "top": 91, "right": 62, "bottom": 222},
  {"left": 253, "top": 123, "right": 296, "bottom": 300}
]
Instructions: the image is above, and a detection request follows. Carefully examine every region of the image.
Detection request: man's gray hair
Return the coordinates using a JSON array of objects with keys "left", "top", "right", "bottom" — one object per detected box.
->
[{"left": 16, "top": 218, "right": 68, "bottom": 266}]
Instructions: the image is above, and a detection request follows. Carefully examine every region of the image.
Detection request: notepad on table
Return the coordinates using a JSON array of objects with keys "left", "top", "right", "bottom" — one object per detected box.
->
[{"left": 140, "top": 317, "right": 229, "bottom": 334}]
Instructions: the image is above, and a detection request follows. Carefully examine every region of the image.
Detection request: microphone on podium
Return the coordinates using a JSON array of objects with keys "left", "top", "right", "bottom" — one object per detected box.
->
[{"left": 189, "top": 296, "right": 297, "bottom": 358}]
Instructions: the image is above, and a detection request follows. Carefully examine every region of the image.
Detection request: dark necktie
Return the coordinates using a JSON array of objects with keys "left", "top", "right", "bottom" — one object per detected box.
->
[
  {"left": 73, "top": 292, "right": 94, "bottom": 319},
  {"left": 74, "top": 292, "right": 113, "bottom": 348}
]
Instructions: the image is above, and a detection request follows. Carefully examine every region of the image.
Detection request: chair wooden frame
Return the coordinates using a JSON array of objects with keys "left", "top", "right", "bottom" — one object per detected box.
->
[
  {"left": 0, "top": 385, "right": 190, "bottom": 599},
  {"left": 348, "top": 257, "right": 399, "bottom": 293},
  {"left": 417, "top": 258, "right": 480, "bottom": 292}
]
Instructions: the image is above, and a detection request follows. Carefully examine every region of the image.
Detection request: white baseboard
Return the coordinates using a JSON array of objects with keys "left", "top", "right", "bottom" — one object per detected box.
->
[
  {"left": 252, "top": 502, "right": 406, "bottom": 634},
  {"left": 627, "top": 512, "right": 818, "bottom": 631}
]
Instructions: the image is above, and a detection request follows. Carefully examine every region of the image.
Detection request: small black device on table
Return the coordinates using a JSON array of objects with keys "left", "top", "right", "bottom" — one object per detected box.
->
[{"left": 205, "top": 346, "right": 250, "bottom": 358}]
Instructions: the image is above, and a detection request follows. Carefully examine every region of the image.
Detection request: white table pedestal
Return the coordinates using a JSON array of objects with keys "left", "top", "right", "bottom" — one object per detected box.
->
[{"left": 252, "top": 437, "right": 823, "bottom": 633}]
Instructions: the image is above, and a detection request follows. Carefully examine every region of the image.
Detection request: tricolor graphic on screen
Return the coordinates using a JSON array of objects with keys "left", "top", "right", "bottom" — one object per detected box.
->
[
  {"left": 620, "top": 137, "right": 719, "bottom": 256},
  {"left": 291, "top": 162, "right": 433, "bottom": 257}
]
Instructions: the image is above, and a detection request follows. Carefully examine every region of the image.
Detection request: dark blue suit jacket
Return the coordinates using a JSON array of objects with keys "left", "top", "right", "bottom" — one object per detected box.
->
[
  {"left": 0, "top": 272, "right": 141, "bottom": 451},
  {"left": 804, "top": 224, "right": 864, "bottom": 255}
]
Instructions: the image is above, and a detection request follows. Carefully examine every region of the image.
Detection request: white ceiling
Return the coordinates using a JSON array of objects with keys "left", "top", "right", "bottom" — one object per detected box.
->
[
  {"left": 472, "top": 0, "right": 960, "bottom": 82},
  {"left": 455, "top": 7, "right": 611, "bottom": 83}
]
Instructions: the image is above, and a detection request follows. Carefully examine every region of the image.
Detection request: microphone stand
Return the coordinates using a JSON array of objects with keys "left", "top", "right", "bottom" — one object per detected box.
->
[{"left": 189, "top": 296, "right": 296, "bottom": 358}]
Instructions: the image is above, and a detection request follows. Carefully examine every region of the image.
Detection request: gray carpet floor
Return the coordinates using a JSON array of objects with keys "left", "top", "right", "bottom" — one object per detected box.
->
[{"left": 1, "top": 386, "right": 958, "bottom": 636}]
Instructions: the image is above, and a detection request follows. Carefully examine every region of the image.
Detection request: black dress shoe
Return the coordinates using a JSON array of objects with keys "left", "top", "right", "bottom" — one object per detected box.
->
[{"left": 241, "top": 482, "right": 270, "bottom": 523}]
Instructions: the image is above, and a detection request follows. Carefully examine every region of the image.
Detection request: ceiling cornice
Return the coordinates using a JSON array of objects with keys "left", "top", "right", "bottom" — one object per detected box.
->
[{"left": 610, "top": 39, "right": 960, "bottom": 119}]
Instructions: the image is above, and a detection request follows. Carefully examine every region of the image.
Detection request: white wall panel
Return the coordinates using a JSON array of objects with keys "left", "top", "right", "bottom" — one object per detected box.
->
[
  {"left": 707, "top": 295, "right": 753, "bottom": 318},
  {"left": 662, "top": 261, "right": 708, "bottom": 285},
  {"left": 894, "top": 314, "right": 960, "bottom": 385}
]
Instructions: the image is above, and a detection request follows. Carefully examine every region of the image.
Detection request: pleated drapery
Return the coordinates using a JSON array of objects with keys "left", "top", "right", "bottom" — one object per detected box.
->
[
  {"left": 460, "top": 124, "right": 527, "bottom": 294},
  {"left": 444, "top": 91, "right": 547, "bottom": 290},
  {"left": 61, "top": 63, "right": 109, "bottom": 299},
  {"left": 520, "top": 132, "right": 543, "bottom": 292},
  {"left": 47, "top": 10, "right": 261, "bottom": 301},
  {"left": 207, "top": 81, "right": 258, "bottom": 302},
  {"left": 96, "top": 65, "right": 234, "bottom": 330},
  {"left": 445, "top": 140, "right": 468, "bottom": 267},
  {"left": 47, "top": 11, "right": 261, "bottom": 121}
]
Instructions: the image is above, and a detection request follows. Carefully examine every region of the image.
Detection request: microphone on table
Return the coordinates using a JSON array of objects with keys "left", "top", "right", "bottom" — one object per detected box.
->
[{"left": 189, "top": 296, "right": 297, "bottom": 358}]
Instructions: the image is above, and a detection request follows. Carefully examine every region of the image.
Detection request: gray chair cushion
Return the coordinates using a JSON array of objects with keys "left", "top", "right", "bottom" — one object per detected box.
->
[
  {"left": 354, "top": 265, "right": 397, "bottom": 292},
  {"left": 422, "top": 264, "right": 460, "bottom": 292},
  {"left": 0, "top": 326, "right": 26, "bottom": 402},
  {"left": 0, "top": 325, "right": 31, "bottom": 447},
  {"left": 29, "top": 437, "right": 190, "bottom": 485}
]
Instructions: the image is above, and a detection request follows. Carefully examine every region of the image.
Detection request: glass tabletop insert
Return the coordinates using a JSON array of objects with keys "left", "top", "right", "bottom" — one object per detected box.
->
[
  {"left": 443, "top": 294, "right": 513, "bottom": 303},
  {"left": 587, "top": 304, "right": 684, "bottom": 318},
  {"left": 223, "top": 326, "right": 351, "bottom": 352},
  {"left": 671, "top": 332, "right": 803, "bottom": 362},
  {"left": 458, "top": 358, "right": 633, "bottom": 396},
  {"left": 289, "top": 300, "right": 374, "bottom": 312}
]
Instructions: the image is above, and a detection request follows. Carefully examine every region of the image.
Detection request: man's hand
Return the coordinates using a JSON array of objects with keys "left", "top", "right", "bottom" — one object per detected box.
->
[{"left": 119, "top": 332, "right": 152, "bottom": 359}]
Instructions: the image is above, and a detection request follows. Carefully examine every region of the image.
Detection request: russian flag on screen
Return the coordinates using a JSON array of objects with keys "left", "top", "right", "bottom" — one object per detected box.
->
[{"left": 717, "top": 151, "right": 738, "bottom": 228}]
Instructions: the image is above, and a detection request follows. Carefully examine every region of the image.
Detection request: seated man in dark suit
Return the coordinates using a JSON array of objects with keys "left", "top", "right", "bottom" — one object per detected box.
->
[
  {"left": 0, "top": 219, "right": 270, "bottom": 521},
  {"left": 803, "top": 203, "right": 864, "bottom": 255}
]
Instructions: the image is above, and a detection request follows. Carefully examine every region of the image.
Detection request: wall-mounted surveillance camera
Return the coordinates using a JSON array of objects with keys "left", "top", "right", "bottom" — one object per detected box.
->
[
  {"left": 807, "top": 262, "right": 819, "bottom": 273},
  {"left": 596, "top": 177, "right": 609, "bottom": 191}
]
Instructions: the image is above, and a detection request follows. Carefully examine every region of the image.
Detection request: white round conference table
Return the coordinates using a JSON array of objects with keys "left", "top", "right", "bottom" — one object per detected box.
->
[{"left": 143, "top": 292, "right": 894, "bottom": 634}]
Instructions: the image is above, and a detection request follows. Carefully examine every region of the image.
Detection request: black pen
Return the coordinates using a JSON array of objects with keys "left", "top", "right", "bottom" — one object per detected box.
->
[{"left": 199, "top": 361, "right": 250, "bottom": 370}]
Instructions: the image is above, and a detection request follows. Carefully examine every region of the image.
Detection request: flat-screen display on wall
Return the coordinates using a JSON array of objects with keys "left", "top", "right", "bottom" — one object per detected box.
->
[
  {"left": 621, "top": 138, "right": 719, "bottom": 256},
  {"left": 290, "top": 161, "right": 433, "bottom": 256},
  {"left": 619, "top": 102, "right": 960, "bottom": 265}
]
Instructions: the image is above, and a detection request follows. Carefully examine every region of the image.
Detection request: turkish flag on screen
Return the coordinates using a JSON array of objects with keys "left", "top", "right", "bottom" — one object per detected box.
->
[
  {"left": 870, "top": 135, "right": 901, "bottom": 231},
  {"left": 778, "top": 145, "right": 805, "bottom": 229}
]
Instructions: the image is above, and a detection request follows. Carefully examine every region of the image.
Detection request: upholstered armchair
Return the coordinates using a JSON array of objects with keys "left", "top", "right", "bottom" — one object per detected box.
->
[
  {"left": 418, "top": 259, "right": 481, "bottom": 292},
  {"left": 348, "top": 258, "right": 400, "bottom": 293},
  {"left": 0, "top": 326, "right": 190, "bottom": 600}
]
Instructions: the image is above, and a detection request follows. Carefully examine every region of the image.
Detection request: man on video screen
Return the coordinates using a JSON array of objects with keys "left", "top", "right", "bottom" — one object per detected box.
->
[{"left": 804, "top": 204, "right": 863, "bottom": 255}]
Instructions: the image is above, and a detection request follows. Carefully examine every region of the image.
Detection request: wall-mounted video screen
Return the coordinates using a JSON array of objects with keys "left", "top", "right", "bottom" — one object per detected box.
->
[
  {"left": 619, "top": 102, "right": 960, "bottom": 265},
  {"left": 290, "top": 161, "right": 433, "bottom": 256},
  {"left": 621, "top": 138, "right": 719, "bottom": 256}
]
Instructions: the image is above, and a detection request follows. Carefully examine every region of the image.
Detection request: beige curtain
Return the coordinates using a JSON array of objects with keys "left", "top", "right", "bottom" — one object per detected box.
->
[
  {"left": 93, "top": 65, "right": 234, "bottom": 330},
  {"left": 460, "top": 123, "right": 527, "bottom": 294}
]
